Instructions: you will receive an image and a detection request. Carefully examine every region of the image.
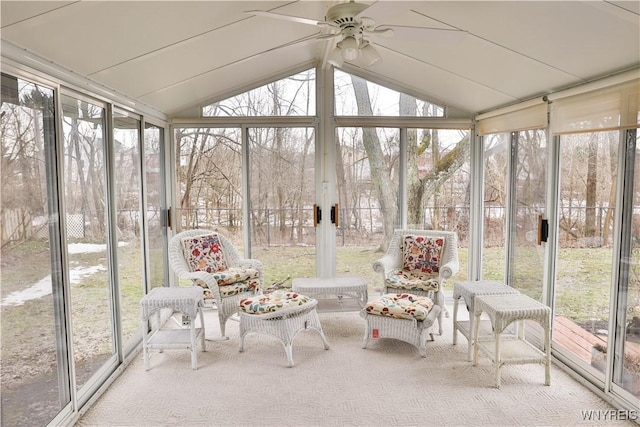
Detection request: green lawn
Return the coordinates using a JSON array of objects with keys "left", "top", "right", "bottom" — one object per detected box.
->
[{"left": 2, "top": 241, "right": 637, "bottom": 388}]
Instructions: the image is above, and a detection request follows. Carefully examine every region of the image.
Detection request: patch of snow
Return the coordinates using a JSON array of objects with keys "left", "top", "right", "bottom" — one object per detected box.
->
[
  {"left": 67, "top": 241, "right": 129, "bottom": 254},
  {"left": 2, "top": 241, "right": 130, "bottom": 307},
  {"left": 1, "top": 265, "right": 107, "bottom": 307}
]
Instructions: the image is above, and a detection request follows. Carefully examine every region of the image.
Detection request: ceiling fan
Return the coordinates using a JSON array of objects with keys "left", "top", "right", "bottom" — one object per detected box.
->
[{"left": 246, "top": 1, "right": 410, "bottom": 67}]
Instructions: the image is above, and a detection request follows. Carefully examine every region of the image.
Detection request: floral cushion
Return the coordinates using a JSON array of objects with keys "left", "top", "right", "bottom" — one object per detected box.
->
[
  {"left": 182, "top": 233, "right": 227, "bottom": 273},
  {"left": 403, "top": 235, "right": 444, "bottom": 274},
  {"left": 385, "top": 269, "right": 440, "bottom": 292},
  {"left": 195, "top": 277, "right": 260, "bottom": 299},
  {"left": 239, "top": 291, "right": 311, "bottom": 314},
  {"left": 213, "top": 266, "right": 260, "bottom": 286},
  {"left": 219, "top": 278, "right": 260, "bottom": 297},
  {"left": 364, "top": 293, "right": 434, "bottom": 321}
]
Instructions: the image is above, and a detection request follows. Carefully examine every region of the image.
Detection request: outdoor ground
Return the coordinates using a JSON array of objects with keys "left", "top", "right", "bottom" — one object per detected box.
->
[{"left": 1, "top": 241, "right": 638, "bottom": 425}]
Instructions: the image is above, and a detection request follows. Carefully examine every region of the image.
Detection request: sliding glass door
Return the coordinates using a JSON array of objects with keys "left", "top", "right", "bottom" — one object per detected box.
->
[
  {"left": 1, "top": 75, "right": 70, "bottom": 426},
  {"left": 144, "top": 122, "right": 166, "bottom": 291},
  {"left": 113, "top": 111, "right": 144, "bottom": 350},
  {"left": 61, "top": 93, "right": 117, "bottom": 398},
  {"left": 248, "top": 127, "right": 316, "bottom": 284},
  {"left": 554, "top": 131, "right": 617, "bottom": 380},
  {"left": 509, "top": 130, "right": 547, "bottom": 300},
  {"left": 612, "top": 130, "right": 640, "bottom": 398},
  {"left": 1, "top": 70, "right": 167, "bottom": 424},
  {"left": 481, "top": 129, "right": 547, "bottom": 299}
]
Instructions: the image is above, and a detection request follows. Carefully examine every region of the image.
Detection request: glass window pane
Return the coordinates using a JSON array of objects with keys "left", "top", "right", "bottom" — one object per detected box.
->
[
  {"left": 61, "top": 93, "right": 115, "bottom": 391},
  {"left": 510, "top": 129, "right": 547, "bottom": 300},
  {"left": 616, "top": 130, "right": 640, "bottom": 398},
  {"left": 482, "top": 133, "right": 509, "bottom": 281},
  {"left": 202, "top": 69, "right": 315, "bottom": 117},
  {"left": 249, "top": 127, "right": 316, "bottom": 282},
  {"left": 334, "top": 69, "right": 445, "bottom": 117},
  {"left": 335, "top": 127, "right": 399, "bottom": 290},
  {"left": 144, "top": 123, "right": 165, "bottom": 290},
  {"left": 407, "top": 128, "right": 471, "bottom": 284},
  {"left": 174, "top": 126, "right": 244, "bottom": 245},
  {"left": 554, "top": 131, "right": 617, "bottom": 379},
  {"left": 113, "top": 113, "right": 143, "bottom": 346},
  {"left": 1, "top": 75, "right": 69, "bottom": 425}
]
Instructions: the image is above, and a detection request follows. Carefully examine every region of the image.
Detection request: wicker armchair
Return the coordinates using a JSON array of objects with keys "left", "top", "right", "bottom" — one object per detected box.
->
[
  {"left": 373, "top": 229, "right": 459, "bottom": 335},
  {"left": 168, "top": 229, "right": 264, "bottom": 339}
]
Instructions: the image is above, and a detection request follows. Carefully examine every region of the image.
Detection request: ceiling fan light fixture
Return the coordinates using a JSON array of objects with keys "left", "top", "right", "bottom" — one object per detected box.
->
[
  {"left": 337, "top": 35, "right": 359, "bottom": 60},
  {"left": 327, "top": 46, "right": 344, "bottom": 68},
  {"left": 359, "top": 41, "right": 381, "bottom": 66}
]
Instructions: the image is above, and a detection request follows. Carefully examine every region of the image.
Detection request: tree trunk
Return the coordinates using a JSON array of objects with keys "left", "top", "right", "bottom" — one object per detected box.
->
[
  {"left": 350, "top": 75, "right": 398, "bottom": 250},
  {"left": 601, "top": 132, "right": 620, "bottom": 246},
  {"left": 585, "top": 134, "right": 598, "bottom": 238}
]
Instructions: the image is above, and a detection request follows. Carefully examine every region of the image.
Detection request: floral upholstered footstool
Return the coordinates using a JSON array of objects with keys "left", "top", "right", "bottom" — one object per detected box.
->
[
  {"left": 360, "top": 293, "right": 441, "bottom": 357},
  {"left": 238, "top": 291, "right": 330, "bottom": 367}
]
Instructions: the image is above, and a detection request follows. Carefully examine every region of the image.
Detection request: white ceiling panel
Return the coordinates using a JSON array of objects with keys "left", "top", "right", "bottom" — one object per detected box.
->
[
  {"left": 0, "top": 1, "right": 73, "bottom": 26},
  {"left": 2, "top": 1, "right": 638, "bottom": 117},
  {"left": 92, "top": 17, "right": 319, "bottom": 98},
  {"left": 422, "top": 1, "right": 640, "bottom": 78},
  {"left": 356, "top": 47, "right": 517, "bottom": 115},
  {"left": 141, "top": 42, "right": 319, "bottom": 115}
]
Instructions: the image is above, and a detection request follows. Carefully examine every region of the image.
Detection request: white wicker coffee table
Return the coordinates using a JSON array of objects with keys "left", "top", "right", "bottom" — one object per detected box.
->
[
  {"left": 292, "top": 276, "right": 368, "bottom": 311},
  {"left": 452, "top": 280, "right": 520, "bottom": 361},
  {"left": 140, "top": 286, "right": 205, "bottom": 370},
  {"left": 472, "top": 293, "right": 551, "bottom": 388}
]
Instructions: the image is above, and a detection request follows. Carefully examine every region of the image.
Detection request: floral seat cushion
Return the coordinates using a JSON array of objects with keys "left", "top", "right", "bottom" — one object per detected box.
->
[
  {"left": 364, "top": 293, "right": 435, "bottom": 321},
  {"left": 239, "top": 291, "right": 311, "bottom": 314},
  {"left": 385, "top": 269, "right": 440, "bottom": 292},
  {"left": 197, "top": 278, "right": 261, "bottom": 299},
  {"left": 213, "top": 266, "right": 260, "bottom": 286},
  {"left": 219, "top": 278, "right": 261, "bottom": 298}
]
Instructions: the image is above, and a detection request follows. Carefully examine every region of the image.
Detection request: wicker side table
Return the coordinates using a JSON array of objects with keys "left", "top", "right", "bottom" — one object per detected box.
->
[
  {"left": 472, "top": 293, "right": 551, "bottom": 388},
  {"left": 452, "top": 280, "right": 521, "bottom": 361},
  {"left": 140, "top": 286, "right": 205, "bottom": 370},
  {"left": 292, "top": 276, "right": 368, "bottom": 311}
]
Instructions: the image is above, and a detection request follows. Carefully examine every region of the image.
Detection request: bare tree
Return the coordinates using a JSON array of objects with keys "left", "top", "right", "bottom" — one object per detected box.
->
[
  {"left": 349, "top": 76, "right": 398, "bottom": 249},
  {"left": 585, "top": 133, "right": 598, "bottom": 239},
  {"left": 350, "top": 76, "right": 469, "bottom": 250}
]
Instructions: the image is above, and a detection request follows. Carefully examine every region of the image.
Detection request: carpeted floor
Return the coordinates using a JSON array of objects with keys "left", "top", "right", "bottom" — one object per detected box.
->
[{"left": 77, "top": 304, "right": 636, "bottom": 427}]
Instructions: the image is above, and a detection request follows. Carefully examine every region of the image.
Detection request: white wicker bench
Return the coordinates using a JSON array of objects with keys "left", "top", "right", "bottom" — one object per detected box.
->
[
  {"left": 360, "top": 293, "right": 441, "bottom": 357},
  {"left": 238, "top": 292, "right": 330, "bottom": 367}
]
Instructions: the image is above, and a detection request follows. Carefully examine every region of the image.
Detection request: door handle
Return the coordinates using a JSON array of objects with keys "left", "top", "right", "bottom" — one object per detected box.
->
[
  {"left": 331, "top": 203, "right": 339, "bottom": 226},
  {"left": 537, "top": 214, "right": 549, "bottom": 245},
  {"left": 314, "top": 204, "right": 321, "bottom": 227}
]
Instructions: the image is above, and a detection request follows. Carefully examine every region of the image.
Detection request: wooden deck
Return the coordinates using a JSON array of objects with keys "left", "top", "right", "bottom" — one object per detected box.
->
[{"left": 551, "top": 316, "right": 640, "bottom": 364}]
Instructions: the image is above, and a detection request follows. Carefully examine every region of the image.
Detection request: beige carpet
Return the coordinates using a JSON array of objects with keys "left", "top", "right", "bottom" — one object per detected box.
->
[{"left": 77, "top": 304, "right": 635, "bottom": 427}]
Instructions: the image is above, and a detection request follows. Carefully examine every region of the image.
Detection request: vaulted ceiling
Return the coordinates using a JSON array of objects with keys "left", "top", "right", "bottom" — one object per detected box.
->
[{"left": 2, "top": 1, "right": 639, "bottom": 119}]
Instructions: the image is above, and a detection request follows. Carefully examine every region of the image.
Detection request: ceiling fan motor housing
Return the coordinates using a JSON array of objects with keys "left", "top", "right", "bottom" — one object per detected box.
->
[{"left": 325, "top": 1, "right": 369, "bottom": 28}]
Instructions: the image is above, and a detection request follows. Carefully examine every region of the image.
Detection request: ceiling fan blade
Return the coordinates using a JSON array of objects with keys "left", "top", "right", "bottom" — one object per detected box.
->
[
  {"left": 373, "top": 25, "right": 468, "bottom": 43},
  {"left": 364, "top": 27, "right": 394, "bottom": 38},
  {"left": 360, "top": 16, "right": 376, "bottom": 27},
  {"left": 246, "top": 10, "right": 336, "bottom": 29},
  {"left": 317, "top": 33, "right": 342, "bottom": 40}
]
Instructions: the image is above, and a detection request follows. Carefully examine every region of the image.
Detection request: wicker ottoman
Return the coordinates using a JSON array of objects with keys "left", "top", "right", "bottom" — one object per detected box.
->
[
  {"left": 360, "top": 293, "right": 441, "bottom": 357},
  {"left": 238, "top": 291, "right": 330, "bottom": 367}
]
